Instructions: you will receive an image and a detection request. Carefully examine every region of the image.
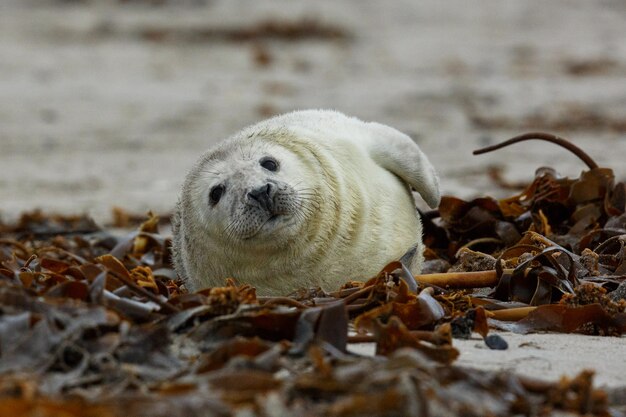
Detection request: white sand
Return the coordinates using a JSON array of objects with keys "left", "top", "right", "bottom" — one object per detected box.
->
[{"left": 351, "top": 332, "right": 626, "bottom": 390}]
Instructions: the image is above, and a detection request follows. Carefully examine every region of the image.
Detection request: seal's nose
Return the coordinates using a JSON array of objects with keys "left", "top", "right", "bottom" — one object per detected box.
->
[{"left": 247, "top": 183, "right": 274, "bottom": 212}]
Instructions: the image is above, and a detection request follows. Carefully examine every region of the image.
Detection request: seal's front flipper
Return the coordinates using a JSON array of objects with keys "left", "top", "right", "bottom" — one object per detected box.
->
[
  {"left": 399, "top": 244, "right": 418, "bottom": 267},
  {"left": 396, "top": 248, "right": 420, "bottom": 293},
  {"left": 363, "top": 122, "right": 440, "bottom": 209}
]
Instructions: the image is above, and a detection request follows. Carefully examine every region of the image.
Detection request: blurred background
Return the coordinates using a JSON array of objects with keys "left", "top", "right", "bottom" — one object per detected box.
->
[{"left": 2, "top": 0, "right": 626, "bottom": 223}]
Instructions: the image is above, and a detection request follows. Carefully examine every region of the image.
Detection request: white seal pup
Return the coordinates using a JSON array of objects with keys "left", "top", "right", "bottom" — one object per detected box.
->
[{"left": 172, "top": 110, "right": 440, "bottom": 295}]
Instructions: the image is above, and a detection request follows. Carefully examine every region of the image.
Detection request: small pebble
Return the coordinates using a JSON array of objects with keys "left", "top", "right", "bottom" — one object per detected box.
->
[{"left": 484, "top": 334, "right": 508, "bottom": 350}]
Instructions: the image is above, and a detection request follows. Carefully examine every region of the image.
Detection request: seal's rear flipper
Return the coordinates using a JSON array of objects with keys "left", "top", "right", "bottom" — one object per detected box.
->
[{"left": 363, "top": 122, "right": 440, "bottom": 208}]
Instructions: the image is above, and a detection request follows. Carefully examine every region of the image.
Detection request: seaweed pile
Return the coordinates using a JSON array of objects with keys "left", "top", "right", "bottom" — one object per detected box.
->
[{"left": 0, "top": 133, "right": 625, "bottom": 416}]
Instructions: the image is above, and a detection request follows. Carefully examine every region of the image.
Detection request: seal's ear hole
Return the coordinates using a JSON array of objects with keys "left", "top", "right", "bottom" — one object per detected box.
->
[
  {"left": 209, "top": 185, "right": 225, "bottom": 206},
  {"left": 260, "top": 157, "right": 279, "bottom": 172}
]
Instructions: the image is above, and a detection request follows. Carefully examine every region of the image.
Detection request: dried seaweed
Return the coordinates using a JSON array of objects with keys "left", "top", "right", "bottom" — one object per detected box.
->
[{"left": 136, "top": 19, "right": 351, "bottom": 44}]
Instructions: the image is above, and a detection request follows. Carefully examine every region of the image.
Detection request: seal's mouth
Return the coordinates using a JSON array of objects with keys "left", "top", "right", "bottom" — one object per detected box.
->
[
  {"left": 243, "top": 212, "right": 290, "bottom": 240},
  {"left": 260, "top": 212, "right": 286, "bottom": 229}
]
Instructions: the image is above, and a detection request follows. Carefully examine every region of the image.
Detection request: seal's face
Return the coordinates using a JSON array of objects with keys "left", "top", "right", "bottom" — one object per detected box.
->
[{"left": 190, "top": 139, "right": 318, "bottom": 246}]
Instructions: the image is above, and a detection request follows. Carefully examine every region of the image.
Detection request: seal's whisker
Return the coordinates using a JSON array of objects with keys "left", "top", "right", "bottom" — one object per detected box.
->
[
  {"left": 298, "top": 203, "right": 320, "bottom": 216},
  {"left": 292, "top": 200, "right": 310, "bottom": 219},
  {"left": 296, "top": 194, "right": 318, "bottom": 204},
  {"left": 294, "top": 187, "right": 320, "bottom": 196},
  {"left": 200, "top": 168, "right": 221, "bottom": 176},
  {"left": 294, "top": 191, "right": 321, "bottom": 203},
  {"left": 295, "top": 202, "right": 313, "bottom": 213},
  {"left": 223, "top": 217, "right": 242, "bottom": 241},
  {"left": 295, "top": 198, "right": 319, "bottom": 218},
  {"left": 293, "top": 211, "right": 306, "bottom": 225},
  {"left": 293, "top": 185, "right": 316, "bottom": 192},
  {"left": 291, "top": 181, "right": 309, "bottom": 189},
  {"left": 236, "top": 142, "right": 244, "bottom": 160},
  {"left": 296, "top": 193, "right": 318, "bottom": 198},
  {"left": 298, "top": 196, "right": 321, "bottom": 209}
]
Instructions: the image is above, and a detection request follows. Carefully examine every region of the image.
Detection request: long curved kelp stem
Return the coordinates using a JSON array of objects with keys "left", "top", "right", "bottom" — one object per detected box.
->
[{"left": 473, "top": 132, "right": 598, "bottom": 170}]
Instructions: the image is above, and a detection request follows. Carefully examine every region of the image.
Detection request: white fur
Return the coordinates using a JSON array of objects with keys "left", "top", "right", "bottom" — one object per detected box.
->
[{"left": 172, "top": 110, "right": 440, "bottom": 295}]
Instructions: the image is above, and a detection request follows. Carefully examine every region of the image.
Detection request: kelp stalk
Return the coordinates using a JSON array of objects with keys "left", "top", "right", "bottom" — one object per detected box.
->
[
  {"left": 415, "top": 270, "right": 498, "bottom": 288},
  {"left": 473, "top": 132, "right": 598, "bottom": 170}
]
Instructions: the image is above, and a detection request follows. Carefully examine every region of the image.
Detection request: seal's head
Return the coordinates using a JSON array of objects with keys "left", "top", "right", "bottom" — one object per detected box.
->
[
  {"left": 173, "top": 110, "right": 440, "bottom": 295},
  {"left": 183, "top": 136, "right": 319, "bottom": 249}
]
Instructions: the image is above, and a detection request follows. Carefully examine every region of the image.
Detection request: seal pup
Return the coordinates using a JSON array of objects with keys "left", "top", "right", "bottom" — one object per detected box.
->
[{"left": 172, "top": 110, "right": 440, "bottom": 295}]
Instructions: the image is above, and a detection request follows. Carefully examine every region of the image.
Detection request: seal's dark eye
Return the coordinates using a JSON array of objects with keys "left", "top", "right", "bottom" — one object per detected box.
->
[
  {"left": 209, "top": 185, "right": 225, "bottom": 205},
  {"left": 260, "top": 157, "right": 279, "bottom": 172}
]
